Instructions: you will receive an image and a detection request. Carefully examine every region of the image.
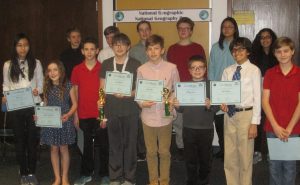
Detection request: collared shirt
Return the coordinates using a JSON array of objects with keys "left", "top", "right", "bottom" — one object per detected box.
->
[
  {"left": 97, "top": 47, "right": 115, "bottom": 63},
  {"left": 3, "top": 59, "right": 43, "bottom": 103},
  {"left": 263, "top": 64, "right": 300, "bottom": 134},
  {"left": 137, "top": 60, "right": 180, "bottom": 127},
  {"left": 208, "top": 41, "right": 235, "bottom": 81},
  {"left": 222, "top": 60, "right": 262, "bottom": 125},
  {"left": 129, "top": 40, "right": 148, "bottom": 64}
]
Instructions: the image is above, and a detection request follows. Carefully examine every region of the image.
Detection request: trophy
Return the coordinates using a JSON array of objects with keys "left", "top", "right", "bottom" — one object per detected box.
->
[
  {"left": 162, "top": 87, "right": 171, "bottom": 116},
  {"left": 98, "top": 88, "right": 106, "bottom": 122}
]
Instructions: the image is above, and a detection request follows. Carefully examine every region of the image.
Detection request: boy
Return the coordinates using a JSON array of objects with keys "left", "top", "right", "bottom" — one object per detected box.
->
[
  {"left": 60, "top": 27, "right": 84, "bottom": 79},
  {"left": 221, "top": 37, "right": 261, "bottom": 185},
  {"left": 100, "top": 33, "right": 141, "bottom": 185},
  {"left": 97, "top": 26, "right": 120, "bottom": 63},
  {"left": 72, "top": 37, "right": 109, "bottom": 185},
  {"left": 173, "top": 55, "right": 218, "bottom": 185},
  {"left": 137, "top": 34, "right": 180, "bottom": 185},
  {"left": 262, "top": 37, "right": 300, "bottom": 185},
  {"left": 167, "top": 17, "right": 206, "bottom": 161}
]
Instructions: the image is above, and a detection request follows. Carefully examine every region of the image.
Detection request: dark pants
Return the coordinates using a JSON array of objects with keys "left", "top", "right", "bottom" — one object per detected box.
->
[
  {"left": 183, "top": 127, "right": 214, "bottom": 185},
  {"left": 79, "top": 118, "right": 109, "bottom": 177},
  {"left": 137, "top": 117, "right": 146, "bottom": 154},
  {"left": 254, "top": 111, "right": 266, "bottom": 153},
  {"left": 214, "top": 114, "right": 224, "bottom": 153},
  {"left": 107, "top": 114, "right": 139, "bottom": 183},
  {"left": 10, "top": 108, "right": 39, "bottom": 175}
]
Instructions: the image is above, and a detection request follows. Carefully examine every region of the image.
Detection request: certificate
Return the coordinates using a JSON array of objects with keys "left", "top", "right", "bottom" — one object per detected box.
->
[
  {"left": 105, "top": 72, "right": 133, "bottom": 96},
  {"left": 135, "top": 79, "right": 164, "bottom": 102},
  {"left": 175, "top": 82, "right": 206, "bottom": 106},
  {"left": 267, "top": 138, "right": 300, "bottom": 160},
  {"left": 35, "top": 106, "right": 62, "bottom": 128},
  {"left": 4, "top": 87, "right": 35, "bottom": 111},
  {"left": 210, "top": 81, "right": 241, "bottom": 105}
]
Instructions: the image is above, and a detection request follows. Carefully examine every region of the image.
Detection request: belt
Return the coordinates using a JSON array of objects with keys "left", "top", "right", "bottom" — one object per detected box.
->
[{"left": 235, "top": 107, "right": 253, "bottom": 112}]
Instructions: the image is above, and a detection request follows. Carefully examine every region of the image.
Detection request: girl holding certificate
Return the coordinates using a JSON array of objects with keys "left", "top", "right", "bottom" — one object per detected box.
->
[
  {"left": 2, "top": 33, "right": 43, "bottom": 185},
  {"left": 40, "top": 60, "right": 77, "bottom": 185}
]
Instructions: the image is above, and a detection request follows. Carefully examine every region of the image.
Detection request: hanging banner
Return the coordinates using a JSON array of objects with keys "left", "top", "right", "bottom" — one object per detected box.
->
[{"left": 113, "top": 9, "right": 212, "bottom": 23}]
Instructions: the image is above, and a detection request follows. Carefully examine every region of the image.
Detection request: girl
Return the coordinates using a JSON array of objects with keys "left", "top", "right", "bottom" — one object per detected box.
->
[
  {"left": 39, "top": 60, "right": 77, "bottom": 185},
  {"left": 251, "top": 28, "right": 278, "bottom": 164},
  {"left": 208, "top": 17, "right": 239, "bottom": 159},
  {"left": 2, "top": 33, "right": 43, "bottom": 185}
]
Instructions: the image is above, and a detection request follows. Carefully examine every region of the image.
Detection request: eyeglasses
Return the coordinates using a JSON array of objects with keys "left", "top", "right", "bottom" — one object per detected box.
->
[
  {"left": 178, "top": 27, "right": 191, "bottom": 31},
  {"left": 260, "top": 35, "right": 271, "bottom": 40},
  {"left": 232, "top": 47, "right": 246, "bottom": 53},
  {"left": 190, "top": 66, "right": 206, "bottom": 71}
]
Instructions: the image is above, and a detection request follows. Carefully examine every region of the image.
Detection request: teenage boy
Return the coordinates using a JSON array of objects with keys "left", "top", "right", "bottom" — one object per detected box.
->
[
  {"left": 262, "top": 37, "right": 300, "bottom": 185},
  {"left": 99, "top": 33, "right": 140, "bottom": 185},
  {"left": 60, "top": 27, "right": 84, "bottom": 79},
  {"left": 129, "top": 20, "right": 152, "bottom": 64},
  {"left": 137, "top": 34, "right": 180, "bottom": 185},
  {"left": 167, "top": 17, "right": 206, "bottom": 161},
  {"left": 221, "top": 37, "right": 261, "bottom": 185},
  {"left": 97, "top": 26, "right": 120, "bottom": 63},
  {"left": 72, "top": 38, "right": 109, "bottom": 185},
  {"left": 173, "top": 55, "right": 218, "bottom": 185}
]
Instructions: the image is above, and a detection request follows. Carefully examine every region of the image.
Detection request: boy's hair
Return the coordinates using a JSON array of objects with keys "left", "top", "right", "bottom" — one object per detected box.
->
[
  {"left": 82, "top": 37, "right": 98, "bottom": 48},
  {"left": 145, "top": 34, "right": 164, "bottom": 48},
  {"left": 137, "top": 20, "right": 152, "bottom": 31},
  {"left": 66, "top": 27, "right": 81, "bottom": 38},
  {"left": 176, "top": 17, "right": 195, "bottom": 31},
  {"left": 188, "top": 55, "right": 207, "bottom": 68},
  {"left": 229, "top": 37, "right": 252, "bottom": 54},
  {"left": 112, "top": 33, "right": 131, "bottom": 46},
  {"left": 104, "top": 26, "right": 120, "bottom": 36},
  {"left": 273, "top": 37, "right": 295, "bottom": 52}
]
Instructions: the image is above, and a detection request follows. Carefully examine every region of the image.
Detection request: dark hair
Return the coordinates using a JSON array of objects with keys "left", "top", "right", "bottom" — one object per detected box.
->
[
  {"left": 218, "top": 17, "right": 239, "bottom": 50},
  {"left": 104, "top": 26, "right": 120, "bottom": 36},
  {"left": 82, "top": 37, "right": 98, "bottom": 48},
  {"left": 136, "top": 20, "right": 152, "bottom": 31},
  {"left": 188, "top": 55, "right": 207, "bottom": 68},
  {"left": 44, "top": 60, "right": 67, "bottom": 101},
  {"left": 273, "top": 36, "right": 295, "bottom": 52},
  {"left": 66, "top": 27, "right": 81, "bottom": 38},
  {"left": 112, "top": 33, "right": 131, "bottom": 46},
  {"left": 10, "top": 33, "right": 36, "bottom": 83},
  {"left": 229, "top": 37, "right": 252, "bottom": 54},
  {"left": 145, "top": 34, "right": 164, "bottom": 48},
  {"left": 176, "top": 17, "right": 195, "bottom": 31}
]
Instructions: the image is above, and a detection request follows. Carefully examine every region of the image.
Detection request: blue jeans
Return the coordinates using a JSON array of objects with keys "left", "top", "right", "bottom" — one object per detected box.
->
[{"left": 266, "top": 132, "right": 298, "bottom": 185}]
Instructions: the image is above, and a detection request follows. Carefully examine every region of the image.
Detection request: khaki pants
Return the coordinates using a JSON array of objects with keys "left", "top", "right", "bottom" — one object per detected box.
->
[
  {"left": 224, "top": 110, "right": 254, "bottom": 185},
  {"left": 142, "top": 123, "right": 172, "bottom": 185}
]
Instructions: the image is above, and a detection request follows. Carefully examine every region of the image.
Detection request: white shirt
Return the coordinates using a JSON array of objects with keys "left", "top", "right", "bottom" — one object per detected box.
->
[
  {"left": 97, "top": 47, "right": 115, "bottom": 63},
  {"left": 222, "top": 60, "right": 261, "bottom": 125},
  {"left": 3, "top": 59, "right": 44, "bottom": 103}
]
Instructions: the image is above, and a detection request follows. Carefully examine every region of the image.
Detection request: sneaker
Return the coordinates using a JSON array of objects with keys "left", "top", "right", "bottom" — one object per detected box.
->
[
  {"left": 253, "top": 151, "right": 262, "bottom": 164},
  {"left": 27, "top": 174, "right": 39, "bottom": 185},
  {"left": 20, "top": 176, "right": 29, "bottom": 185},
  {"left": 74, "top": 176, "right": 92, "bottom": 185},
  {"left": 100, "top": 176, "right": 110, "bottom": 185}
]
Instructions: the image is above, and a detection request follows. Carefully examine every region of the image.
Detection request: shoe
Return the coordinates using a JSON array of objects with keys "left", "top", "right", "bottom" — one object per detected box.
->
[
  {"left": 137, "top": 153, "right": 146, "bottom": 162},
  {"left": 74, "top": 176, "right": 92, "bottom": 185},
  {"left": 20, "top": 176, "right": 29, "bottom": 185},
  {"left": 100, "top": 176, "right": 110, "bottom": 185},
  {"left": 27, "top": 174, "right": 39, "bottom": 185},
  {"left": 253, "top": 151, "right": 262, "bottom": 164}
]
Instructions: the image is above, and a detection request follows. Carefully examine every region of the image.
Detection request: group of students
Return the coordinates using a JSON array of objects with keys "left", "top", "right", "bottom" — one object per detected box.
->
[{"left": 2, "top": 15, "right": 299, "bottom": 185}]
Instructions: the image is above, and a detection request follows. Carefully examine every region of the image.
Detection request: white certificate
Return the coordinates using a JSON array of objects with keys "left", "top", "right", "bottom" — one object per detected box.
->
[
  {"left": 175, "top": 82, "right": 206, "bottom": 106},
  {"left": 135, "top": 79, "right": 164, "bottom": 102},
  {"left": 105, "top": 72, "right": 133, "bottom": 96},
  {"left": 4, "top": 87, "right": 35, "bottom": 111},
  {"left": 210, "top": 81, "right": 241, "bottom": 105},
  {"left": 267, "top": 138, "right": 300, "bottom": 160},
  {"left": 35, "top": 106, "right": 62, "bottom": 128}
]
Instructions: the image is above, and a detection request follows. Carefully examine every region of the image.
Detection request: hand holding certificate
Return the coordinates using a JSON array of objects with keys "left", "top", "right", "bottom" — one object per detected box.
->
[
  {"left": 105, "top": 72, "right": 133, "bottom": 96},
  {"left": 135, "top": 79, "right": 164, "bottom": 102},
  {"left": 35, "top": 106, "right": 62, "bottom": 128},
  {"left": 210, "top": 81, "right": 241, "bottom": 105},
  {"left": 4, "top": 87, "right": 35, "bottom": 111},
  {"left": 175, "top": 82, "right": 206, "bottom": 106}
]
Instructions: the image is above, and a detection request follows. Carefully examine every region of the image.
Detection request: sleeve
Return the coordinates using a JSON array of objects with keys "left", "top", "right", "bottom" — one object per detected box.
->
[
  {"left": 35, "top": 60, "right": 44, "bottom": 94},
  {"left": 166, "top": 46, "right": 173, "bottom": 62},
  {"left": 3, "top": 61, "right": 10, "bottom": 92},
  {"left": 100, "top": 61, "right": 107, "bottom": 79},
  {"left": 199, "top": 45, "right": 206, "bottom": 59},
  {"left": 251, "top": 67, "right": 262, "bottom": 125},
  {"left": 70, "top": 66, "right": 79, "bottom": 85}
]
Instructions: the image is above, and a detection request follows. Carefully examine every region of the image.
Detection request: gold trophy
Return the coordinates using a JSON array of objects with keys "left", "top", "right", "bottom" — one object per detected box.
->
[
  {"left": 98, "top": 88, "right": 106, "bottom": 122},
  {"left": 162, "top": 88, "right": 171, "bottom": 116}
]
